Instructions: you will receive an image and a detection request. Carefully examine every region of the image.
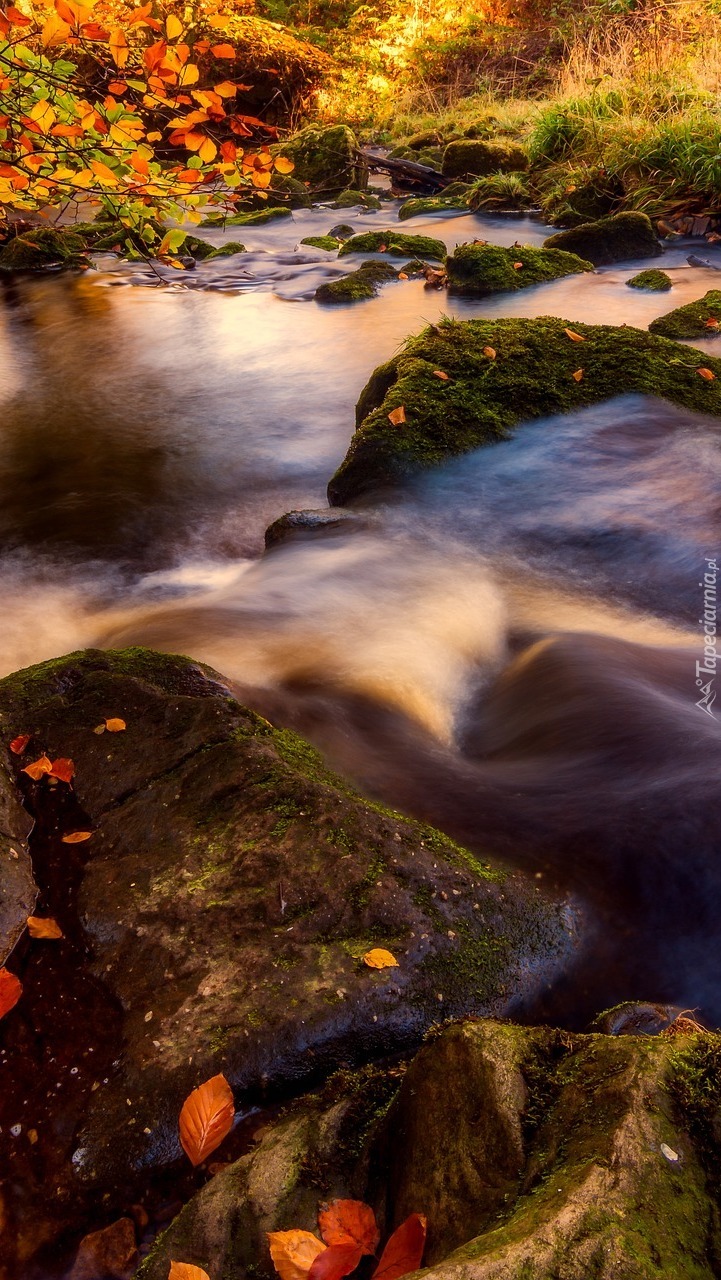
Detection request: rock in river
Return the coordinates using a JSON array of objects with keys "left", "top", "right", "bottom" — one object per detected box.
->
[{"left": 543, "top": 211, "right": 662, "bottom": 267}]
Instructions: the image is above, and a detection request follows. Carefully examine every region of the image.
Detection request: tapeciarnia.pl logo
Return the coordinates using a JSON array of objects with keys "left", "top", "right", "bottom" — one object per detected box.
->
[{"left": 696, "top": 556, "right": 718, "bottom": 718}]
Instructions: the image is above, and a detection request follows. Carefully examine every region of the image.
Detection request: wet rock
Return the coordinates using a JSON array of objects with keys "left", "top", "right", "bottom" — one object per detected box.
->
[
  {"left": 338, "top": 231, "right": 446, "bottom": 261},
  {"left": 315, "top": 261, "right": 398, "bottom": 304},
  {"left": 272, "top": 125, "right": 365, "bottom": 198},
  {"left": 327, "top": 316, "right": 721, "bottom": 504},
  {"left": 328, "top": 223, "right": 355, "bottom": 241},
  {"left": 0, "top": 649, "right": 573, "bottom": 1268},
  {"left": 446, "top": 243, "right": 592, "bottom": 297},
  {"left": 590, "top": 1001, "right": 683, "bottom": 1036},
  {"left": 264, "top": 508, "right": 359, "bottom": 548},
  {"left": 398, "top": 196, "right": 468, "bottom": 220},
  {"left": 441, "top": 140, "right": 528, "bottom": 181},
  {"left": 0, "top": 227, "right": 89, "bottom": 272},
  {"left": 0, "top": 759, "right": 34, "bottom": 964},
  {"left": 543, "top": 211, "right": 662, "bottom": 266},
  {"left": 649, "top": 289, "right": 721, "bottom": 339},
  {"left": 68, "top": 1217, "right": 138, "bottom": 1280},
  {"left": 138, "top": 1018, "right": 721, "bottom": 1280},
  {"left": 627, "top": 268, "right": 673, "bottom": 291}
]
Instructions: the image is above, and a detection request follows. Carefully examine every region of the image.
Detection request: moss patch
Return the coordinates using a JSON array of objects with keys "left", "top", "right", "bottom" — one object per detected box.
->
[
  {"left": 398, "top": 195, "right": 468, "bottom": 220},
  {"left": 200, "top": 207, "right": 291, "bottom": 228},
  {"left": 272, "top": 124, "right": 364, "bottom": 196},
  {"left": 338, "top": 230, "right": 446, "bottom": 261},
  {"left": 300, "top": 235, "right": 342, "bottom": 251},
  {"left": 206, "top": 241, "right": 246, "bottom": 259},
  {"left": 442, "top": 138, "right": 529, "bottom": 180},
  {"left": 446, "top": 243, "right": 592, "bottom": 296},
  {"left": 0, "top": 227, "right": 88, "bottom": 272},
  {"left": 332, "top": 189, "right": 381, "bottom": 209},
  {"left": 327, "top": 315, "right": 721, "bottom": 504},
  {"left": 649, "top": 289, "right": 721, "bottom": 339},
  {"left": 627, "top": 268, "right": 673, "bottom": 291},
  {"left": 543, "top": 211, "right": 661, "bottom": 266},
  {"left": 315, "top": 261, "right": 398, "bottom": 304}
]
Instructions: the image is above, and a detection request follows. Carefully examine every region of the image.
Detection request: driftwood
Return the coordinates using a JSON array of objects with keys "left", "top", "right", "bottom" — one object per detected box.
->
[
  {"left": 361, "top": 150, "right": 449, "bottom": 194},
  {"left": 687, "top": 254, "right": 721, "bottom": 271}
]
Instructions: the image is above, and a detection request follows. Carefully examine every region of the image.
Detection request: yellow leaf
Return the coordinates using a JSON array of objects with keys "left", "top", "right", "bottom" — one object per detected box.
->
[
  {"left": 267, "top": 1231, "right": 327, "bottom": 1280},
  {"left": 387, "top": 406, "right": 406, "bottom": 426},
  {"left": 572, "top": 368, "right": 584, "bottom": 382},
  {"left": 90, "top": 158, "right": 119, "bottom": 185},
  {"left": 564, "top": 328, "right": 585, "bottom": 342},
  {"left": 179, "top": 63, "right": 200, "bottom": 87},
  {"left": 166, "top": 13, "right": 183, "bottom": 38},
  {"left": 29, "top": 100, "right": 57, "bottom": 131},
  {"left": 698, "top": 367, "right": 716, "bottom": 380},
  {"left": 109, "top": 27, "right": 129, "bottom": 68},
  {"left": 363, "top": 948, "right": 399, "bottom": 969},
  {"left": 41, "top": 12, "right": 71, "bottom": 47},
  {"left": 214, "top": 81, "right": 238, "bottom": 97},
  {"left": 198, "top": 137, "right": 217, "bottom": 163},
  {"left": 169, "top": 1266, "right": 210, "bottom": 1280},
  {"left": 252, "top": 169, "right": 272, "bottom": 188},
  {"left": 105, "top": 717, "right": 126, "bottom": 732},
  {"left": 482, "top": 346, "right": 496, "bottom": 359},
  {"left": 273, "top": 156, "right": 294, "bottom": 175},
  {"left": 27, "top": 916, "right": 63, "bottom": 940}
]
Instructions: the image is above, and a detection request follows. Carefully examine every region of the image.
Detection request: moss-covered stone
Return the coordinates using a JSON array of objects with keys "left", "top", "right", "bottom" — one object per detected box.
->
[
  {"left": 272, "top": 124, "right": 364, "bottom": 196},
  {"left": 300, "top": 235, "right": 342, "bottom": 251},
  {"left": 627, "top": 268, "right": 673, "bottom": 291},
  {"left": 201, "top": 206, "right": 292, "bottom": 228},
  {"left": 332, "top": 189, "right": 381, "bottom": 209},
  {"left": 338, "top": 230, "right": 446, "bottom": 261},
  {"left": 543, "top": 211, "right": 662, "bottom": 266},
  {"left": 539, "top": 167, "right": 625, "bottom": 229},
  {"left": 446, "top": 243, "right": 592, "bottom": 296},
  {"left": 398, "top": 195, "right": 468, "bottom": 220},
  {"left": 206, "top": 241, "right": 246, "bottom": 259},
  {"left": 327, "top": 315, "right": 721, "bottom": 504},
  {"left": 442, "top": 139, "right": 529, "bottom": 180},
  {"left": 315, "top": 261, "right": 398, "bottom": 304},
  {"left": 649, "top": 289, "right": 721, "bottom": 339},
  {"left": 0, "top": 226, "right": 88, "bottom": 272}
]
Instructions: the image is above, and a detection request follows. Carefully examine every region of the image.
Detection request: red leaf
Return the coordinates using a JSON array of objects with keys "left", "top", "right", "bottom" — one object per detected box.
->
[
  {"left": 319, "top": 1201, "right": 379, "bottom": 1255},
  {"left": 373, "top": 1215, "right": 427, "bottom": 1280},
  {"left": 0, "top": 968, "right": 22, "bottom": 1020},
  {"left": 309, "top": 1245, "right": 362, "bottom": 1280},
  {"left": 49, "top": 757, "right": 75, "bottom": 784},
  {"left": 9, "top": 734, "right": 30, "bottom": 754}
]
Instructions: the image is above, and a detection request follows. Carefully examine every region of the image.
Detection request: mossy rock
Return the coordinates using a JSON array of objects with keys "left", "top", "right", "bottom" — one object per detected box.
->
[
  {"left": 300, "top": 235, "right": 342, "bottom": 251},
  {"left": 649, "top": 289, "right": 721, "bottom": 339},
  {"left": 338, "top": 230, "right": 446, "bottom": 261},
  {"left": 327, "top": 316, "right": 721, "bottom": 504},
  {"left": 627, "top": 269, "right": 673, "bottom": 291},
  {"left": 446, "top": 243, "right": 592, "bottom": 297},
  {"left": 539, "top": 168, "right": 625, "bottom": 229},
  {"left": 201, "top": 206, "right": 292, "bottom": 228},
  {"left": 441, "top": 139, "right": 529, "bottom": 181},
  {"left": 184, "top": 236, "right": 218, "bottom": 260},
  {"left": 272, "top": 124, "right": 365, "bottom": 197},
  {"left": 405, "top": 129, "right": 444, "bottom": 149},
  {"left": 315, "top": 261, "right": 398, "bottom": 304},
  {"left": 206, "top": 241, "right": 246, "bottom": 259},
  {"left": 398, "top": 196, "right": 468, "bottom": 221},
  {"left": 543, "top": 211, "right": 662, "bottom": 267},
  {"left": 332, "top": 189, "right": 381, "bottom": 210},
  {"left": 0, "top": 227, "right": 88, "bottom": 272}
]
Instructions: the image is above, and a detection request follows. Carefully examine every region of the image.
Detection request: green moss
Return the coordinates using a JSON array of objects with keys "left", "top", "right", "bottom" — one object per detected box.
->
[
  {"left": 338, "top": 230, "right": 445, "bottom": 261},
  {"left": 669, "top": 1033, "right": 721, "bottom": 1189},
  {"left": 315, "top": 261, "right": 398, "bottom": 304},
  {"left": 200, "top": 207, "right": 291, "bottom": 228},
  {"left": 543, "top": 211, "right": 661, "bottom": 266},
  {"left": 627, "top": 268, "right": 673, "bottom": 291},
  {"left": 271, "top": 124, "right": 364, "bottom": 195},
  {"left": 300, "top": 235, "right": 341, "bottom": 251},
  {"left": 332, "top": 189, "right": 381, "bottom": 209},
  {"left": 206, "top": 241, "right": 246, "bottom": 259},
  {"left": 442, "top": 139, "right": 529, "bottom": 180},
  {"left": 446, "top": 243, "right": 592, "bottom": 297},
  {"left": 0, "top": 227, "right": 88, "bottom": 272},
  {"left": 327, "top": 315, "right": 721, "bottom": 505},
  {"left": 649, "top": 289, "right": 721, "bottom": 339},
  {"left": 398, "top": 195, "right": 468, "bottom": 220}
]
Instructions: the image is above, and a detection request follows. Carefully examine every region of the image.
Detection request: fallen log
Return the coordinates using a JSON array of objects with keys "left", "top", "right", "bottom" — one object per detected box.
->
[{"left": 361, "top": 149, "right": 449, "bottom": 194}]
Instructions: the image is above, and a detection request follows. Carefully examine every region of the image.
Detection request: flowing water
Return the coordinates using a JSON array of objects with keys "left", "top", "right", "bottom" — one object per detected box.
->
[{"left": 2, "top": 204, "right": 721, "bottom": 1032}]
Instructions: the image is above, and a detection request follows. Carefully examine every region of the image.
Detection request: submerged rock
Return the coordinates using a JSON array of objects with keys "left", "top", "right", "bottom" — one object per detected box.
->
[
  {"left": 328, "top": 223, "right": 355, "bottom": 241},
  {"left": 272, "top": 125, "right": 365, "bottom": 197},
  {"left": 543, "top": 211, "right": 662, "bottom": 266},
  {"left": 446, "top": 243, "right": 592, "bottom": 296},
  {"left": 315, "top": 261, "right": 398, "bottom": 304},
  {"left": 627, "top": 268, "right": 673, "bottom": 291},
  {"left": 327, "top": 316, "right": 721, "bottom": 504},
  {"left": 0, "top": 649, "right": 572, "bottom": 1268},
  {"left": 649, "top": 289, "right": 721, "bottom": 339},
  {"left": 264, "top": 508, "right": 359, "bottom": 547},
  {"left": 441, "top": 139, "right": 529, "bottom": 180},
  {"left": 138, "top": 1017, "right": 721, "bottom": 1280},
  {"left": 338, "top": 231, "right": 446, "bottom": 261}
]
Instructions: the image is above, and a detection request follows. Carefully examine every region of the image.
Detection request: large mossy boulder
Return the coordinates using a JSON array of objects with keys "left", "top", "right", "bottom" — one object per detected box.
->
[
  {"left": 543, "top": 211, "right": 662, "bottom": 266},
  {"left": 446, "top": 243, "right": 593, "bottom": 297},
  {"left": 649, "top": 289, "right": 721, "bottom": 339},
  {"left": 0, "top": 649, "right": 572, "bottom": 1271},
  {"left": 442, "top": 139, "right": 529, "bottom": 181},
  {"left": 0, "top": 227, "right": 88, "bottom": 272},
  {"left": 338, "top": 230, "right": 446, "bottom": 261},
  {"left": 327, "top": 316, "right": 721, "bottom": 504},
  {"left": 138, "top": 1018, "right": 721, "bottom": 1280},
  {"left": 272, "top": 125, "right": 365, "bottom": 197}
]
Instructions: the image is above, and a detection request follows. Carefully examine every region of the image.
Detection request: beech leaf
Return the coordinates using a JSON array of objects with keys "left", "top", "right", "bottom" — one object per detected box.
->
[
  {"left": 179, "top": 1073, "right": 234, "bottom": 1165},
  {"left": 698, "top": 367, "right": 716, "bottom": 380},
  {"left": 482, "top": 346, "right": 496, "bottom": 359},
  {"left": 309, "top": 1244, "right": 363, "bottom": 1280},
  {"left": 372, "top": 1215, "right": 427, "bottom": 1280},
  {"left": 572, "top": 368, "right": 584, "bottom": 382},
  {"left": 387, "top": 406, "right": 406, "bottom": 426},
  {"left": 704, "top": 318, "right": 719, "bottom": 329},
  {"left": 49, "top": 757, "right": 75, "bottom": 784},
  {"left": 319, "top": 1200, "right": 379, "bottom": 1253},
  {"left": 564, "top": 328, "right": 585, "bottom": 342},
  {"left": 432, "top": 370, "right": 450, "bottom": 380},
  {"left": 0, "top": 968, "right": 22, "bottom": 1020},
  {"left": 27, "top": 916, "right": 63, "bottom": 940},
  {"left": 105, "top": 718, "right": 127, "bottom": 732},
  {"left": 274, "top": 156, "right": 294, "bottom": 174},
  {"left": 512, "top": 261, "right": 523, "bottom": 269},
  {"left": 363, "top": 949, "right": 399, "bottom": 970},
  {"left": 169, "top": 1265, "right": 211, "bottom": 1280},
  {"left": 9, "top": 735, "right": 30, "bottom": 755},
  {"left": 268, "top": 1230, "right": 327, "bottom": 1280},
  {"left": 61, "top": 831, "right": 93, "bottom": 843},
  {"left": 23, "top": 755, "right": 53, "bottom": 781}
]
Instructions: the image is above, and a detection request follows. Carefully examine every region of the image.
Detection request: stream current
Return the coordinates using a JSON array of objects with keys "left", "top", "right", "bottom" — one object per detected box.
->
[{"left": 1, "top": 205, "right": 721, "bottom": 1026}]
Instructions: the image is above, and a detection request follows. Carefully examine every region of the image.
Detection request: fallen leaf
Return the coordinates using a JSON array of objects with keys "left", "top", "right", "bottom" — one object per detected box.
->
[
  {"left": 373, "top": 1215, "right": 427, "bottom": 1280},
  {"left": 105, "top": 717, "right": 127, "bottom": 732},
  {"left": 704, "top": 318, "right": 719, "bottom": 329},
  {"left": 698, "top": 367, "right": 716, "bottom": 380},
  {"left": 572, "top": 368, "right": 584, "bottom": 382},
  {"left": 9, "top": 735, "right": 30, "bottom": 755},
  {"left": 93, "top": 724, "right": 106, "bottom": 734},
  {"left": 482, "top": 346, "right": 496, "bottom": 359},
  {"left": 268, "top": 1230, "right": 327, "bottom": 1280},
  {"left": 22, "top": 755, "right": 53, "bottom": 781},
  {"left": 363, "top": 948, "right": 399, "bottom": 970},
  {"left": 387, "top": 406, "right": 406, "bottom": 426},
  {"left": 61, "top": 831, "right": 93, "bottom": 843},
  {"left": 398, "top": 272, "right": 408, "bottom": 280},
  {"left": 432, "top": 370, "right": 450, "bottom": 380},
  {"left": 0, "top": 968, "right": 22, "bottom": 1020},
  {"left": 169, "top": 1264, "right": 211, "bottom": 1280},
  {"left": 564, "top": 328, "right": 585, "bottom": 342},
  {"left": 27, "top": 916, "right": 63, "bottom": 940},
  {"left": 319, "top": 1201, "right": 379, "bottom": 1254},
  {"left": 179, "top": 1073, "right": 234, "bottom": 1165},
  {"left": 309, "top": 1244, "right": 363, "bottom": 1280},
  {"left": 512, "top": 261, "right": 523, "bottom": 270},
  {"left": 49, "top": 757, "right": 75, "bottom": 784}
]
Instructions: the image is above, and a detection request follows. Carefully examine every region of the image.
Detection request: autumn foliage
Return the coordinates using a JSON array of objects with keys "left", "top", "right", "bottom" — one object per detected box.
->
[{"left": 268, "top": 1201, "right": 427, "bottom": 1280}]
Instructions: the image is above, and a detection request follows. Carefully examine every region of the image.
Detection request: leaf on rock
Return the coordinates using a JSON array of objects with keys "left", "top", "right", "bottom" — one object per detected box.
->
[
  {"left": 179, "top": 1073, "right": 234, "bottom": 1165},
  {"left": 105, "top": 717, "right": 127, "bottom": 732},
  {"left": 268, "top": 1230, "right": 327, "bottom": 1280},
  {"left": 387, "top": 406, "right": 406, "bottom": 426},
  {"left": 0, "top": 968, "right": 22, "bottom": 1020},
  {"left": 512, "top": 261, "right": 523, "bottom": 269},
  {"left": 572, "top": 368, "right": 584, "bottom": 382},
  {"left": 372, "top": 1215, "right": 427, "bottom": 1280},
  {"left": 27, "top": 916, "right": 64, "bottom": 939},
  {"left": 309, "top": 1244, "right": 363, "bottom": 1280},
  {"left": 49, "top": 758, "right": 75, "bottom": 784},
  {"left": 319, "top": 1200, "right": 380, "bottom": 1254},
  {"left": 363, "top": 948, "right": 399, "bottom": 970},
  {"left": 564, "top": 328, "right": 585, "bottom": 342},
  {"left": 698, "top": 367, "right": 716, "bottom": 380},
  {"left": 432, "top": 370, "right": 449, "bottom": 380},
  {"left": 704, "top": 318, "right": 719, "bottom": 329},
  {"left": 169, "top": 1264, "right": 211, "bottom": 1280},
  {"left": 9, "top": 735, "right": 30, "bottom": 755},
  {"left": 23, "top": 755, "right": 53, "bottom": 781},
  {"left": 482, "top": 346, "right": 496, "bottom": 359},
  {"left": 61, "top": 831, "right": 93, "bottom": 843}
]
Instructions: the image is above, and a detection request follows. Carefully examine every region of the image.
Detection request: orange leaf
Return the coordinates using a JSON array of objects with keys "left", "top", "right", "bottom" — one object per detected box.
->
[
  {"left": 108, "top": 27, "right": 128, "bottom": 68},
  {"left": 309, "top": 1245, "right": 363, "bottom": 1280},
  {"left": 9, "top": 734, "right": 30, "bottom": 755},
  {"left": 23, "top": 755, "right": 53, "bottom": 781},
  {"left": 564, "top": 328, "right": 585, "bottom": 342},
  {"left": 49, "top": 758, "right": 75, "bottom": 784},
  {"left": 198, "top": 136, "right": 217, "bottom": 164},
  {"left": 362, "top": 948, "right": 398, "bottom": 970},
  {"left": 319, "top": 1201, "right": 379, "bottom": 1254},
  {"left": 220, "top": 140, "right": 237, "bottom": 162},
  {"left": 0, "top": 968, "right": 22, "bottom": 1021},
  {"left": 698, "top": 367, "right": 716, "bottom": 380},
  {"left": 704, "top": 317, "right": 719, "bottom": 329},
  {"left": 572, "top": 368, "right": 584, "bottom": 382},
  {"left": 372, "top": 1216, "right": 427, "bottom": 1280},
  {"left": 27, "top": 916, "right": 63, "bottom": 939},
  {"left": 432, "top": 370, "right": 449, "bottom": 380},
  {"left": 274, "top": 156, "right": 294, "bottom": 174},
  {"left": 268, "top": 1231, "right": 327, "bottom": 1280},
  {"left": 387, "top": 406, "right": 406, "bottom": 426},
  {"left": 482, "top": 346, "right": 496, "bottom": 359},
  {"left": 61, "top": 830, "right": 93, "bottom": 843},
  {"left": 169, "top": 1265, "right": 211, "bottom": 1280},
  {"left": 512, "top": 261, "right": 523, "bottom": 270},
  {"left": 166, "top": 13, "right": 183, "bottom": 38},
  {"left": 179, "top": 1073, "right": 234, "bottom": 1166},
  {"left": 211, "top": 43, "right": 236, "bottom": 58},
  {"left": 105, "top": 717, "right": 126, "bottom": 732}
]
